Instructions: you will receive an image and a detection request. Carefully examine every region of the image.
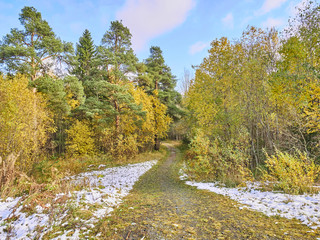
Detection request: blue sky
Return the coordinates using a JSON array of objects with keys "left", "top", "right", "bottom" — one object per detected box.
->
[{"left": 0, "top": 0, "right": 307, "bottom": 89}]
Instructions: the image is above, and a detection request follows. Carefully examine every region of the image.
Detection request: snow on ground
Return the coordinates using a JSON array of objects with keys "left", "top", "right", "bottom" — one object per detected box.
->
[
  {"left": 0, "top": 160, "right": 157, "bottom": 240},
  {"left": 180, "top": 172, "right": 320, "bottom": 229}
]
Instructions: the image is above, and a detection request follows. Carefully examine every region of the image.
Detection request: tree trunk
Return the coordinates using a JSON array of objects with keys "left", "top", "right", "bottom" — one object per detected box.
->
[
  {"left": 114, "top": 100, "right": 120, "bottom": 134},
  {"left": 154, "top": 135, "right": 160, "bottom": 151},
  {"left": 155, "top": 79, "right": 158, "bottom": 90}
]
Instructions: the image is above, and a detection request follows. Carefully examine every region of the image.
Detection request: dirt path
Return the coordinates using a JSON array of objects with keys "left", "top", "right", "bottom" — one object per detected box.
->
[{"left": 96, "top": 144, "right": 320, "bottom": 239}]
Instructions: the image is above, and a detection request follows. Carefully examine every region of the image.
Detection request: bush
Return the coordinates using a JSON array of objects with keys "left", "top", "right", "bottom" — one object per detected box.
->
[
  {"left": 263, "top": 149, "right": 320, "bottom": 194},
  {"left": 185, "top": 131, "right": 251, "bottom": 186},
  {"left": 100, "top": 128, "right": 138, "bottom": 160},
  {"left": 66, "top": 120, "right": 96, "bottom": 156},
  {"left": 0, "top": 75, "right": 53, "bottom": 193},
  {"left": 186, "top": 131, "right": 214, "bottom": 177}
]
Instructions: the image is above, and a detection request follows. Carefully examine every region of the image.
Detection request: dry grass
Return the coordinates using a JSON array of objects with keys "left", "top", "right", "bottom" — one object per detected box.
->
[{"left": 1, "top": 147, "right": 167, "bottom": 206}]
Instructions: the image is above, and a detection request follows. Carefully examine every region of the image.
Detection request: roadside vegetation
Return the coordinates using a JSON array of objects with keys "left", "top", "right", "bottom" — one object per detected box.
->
[{"left": 182, "top": 1, "right": 320, "bottom": 193}]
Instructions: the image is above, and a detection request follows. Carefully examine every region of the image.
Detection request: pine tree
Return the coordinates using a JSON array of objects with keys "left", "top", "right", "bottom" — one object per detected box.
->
[
  {"left": 145, "top": 46, "right": 175, "bottom": 93},
  {"left": 100, "top": 20, "right": 138, "bottom": 77},
  {"left": 144, "top": 46, "right": 183, "bottom": 121},
  {"left": 81, "top": 21, "right": 143, "bottom": 144},
  {"left": 0, "top": 7, "right": 73, "bottom": 81},
  {"left": 74, "top": 29, "right": 96, "bottom": 81}
]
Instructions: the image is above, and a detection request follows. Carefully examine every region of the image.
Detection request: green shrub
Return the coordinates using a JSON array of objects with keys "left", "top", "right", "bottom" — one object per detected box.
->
[{"left": 263, "top": 149, "right": 320, "bottom": 194}]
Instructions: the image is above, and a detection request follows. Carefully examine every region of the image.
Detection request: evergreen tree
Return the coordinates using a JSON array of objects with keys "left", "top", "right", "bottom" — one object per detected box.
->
[
  {"left": 144, "top": 46, "right": 184, "bottom": 122},
  {"left": 0, "top": 7, "right": 73, "bottom": 81},
  {"left": 142, "top": 46, "right": 184, "bottom": 148},
  {"left": 74, "top": 29, "right": 96, "bottom": 81},
  {"left": 145, "top": 46, "right": 175, "bottom": 92},
  {"left": 82, "top": 21, "right": 142, "bottom": 138},
  {"left": 100, "top": 20, "right": 138, "bottom": 77}
]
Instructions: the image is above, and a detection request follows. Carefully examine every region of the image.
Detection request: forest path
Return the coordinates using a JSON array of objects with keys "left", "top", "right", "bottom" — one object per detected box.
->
[{"left": 96, "top": 143, "right": 320, "bottom": 239}]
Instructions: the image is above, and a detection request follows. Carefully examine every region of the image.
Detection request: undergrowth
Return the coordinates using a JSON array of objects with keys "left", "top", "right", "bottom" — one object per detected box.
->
[
  {"left": 182, "top": 131, "right": 320, "bottom": 194},
  {"left": 0, "top": 146, "right": 167, "bottom": 239},
  {"left": 183, "top": 131, "right": 251, "bottom": 187},
  {"left": 261, "top": 149, "right": 320, "bottom": 194},
  {"left": 0, "top": 147, "right": 167, "bottom": 209}
]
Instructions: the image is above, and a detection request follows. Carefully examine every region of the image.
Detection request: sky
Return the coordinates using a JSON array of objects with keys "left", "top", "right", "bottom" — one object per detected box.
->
[{"left": 0, "top": 0, "right": 308, "bottom": 90}]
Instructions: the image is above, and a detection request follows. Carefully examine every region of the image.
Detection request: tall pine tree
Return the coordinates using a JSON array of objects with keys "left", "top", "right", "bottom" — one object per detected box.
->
[
  {"left": 0, "top": 7, "right": 73, "bottom": 81},
  {"left": 144, "top": 46, "right": 183, "bottom": 122},
  {"left": 81, "top": 21, "right": 143, "bottom": 141},
  {"left": 74, "top": 29, "right": 96, "bottom": 81},
  {"left": 142, "top": 46, "right": 183, "bottom": 148}
]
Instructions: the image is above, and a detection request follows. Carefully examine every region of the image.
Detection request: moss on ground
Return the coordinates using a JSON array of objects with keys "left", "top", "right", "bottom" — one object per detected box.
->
[{"left": 94, "top": 143, "right": 320, "bottom": 239}]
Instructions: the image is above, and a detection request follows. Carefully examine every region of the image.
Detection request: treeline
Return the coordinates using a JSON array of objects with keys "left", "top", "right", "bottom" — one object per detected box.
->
[
  {"left": 184, "top": 1, "right": 320, "bottom": 192},
  {"left": 0, "top": 7, "right": 182, "bottom": 189}
]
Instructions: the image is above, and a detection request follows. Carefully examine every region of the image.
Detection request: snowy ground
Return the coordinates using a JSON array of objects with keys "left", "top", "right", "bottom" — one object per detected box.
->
[
  {"left": 0, "top": 160, "right": 157, "bottom": 240},
  {"left": 180, "top": 170, "right": 320, "bottom": 229}
]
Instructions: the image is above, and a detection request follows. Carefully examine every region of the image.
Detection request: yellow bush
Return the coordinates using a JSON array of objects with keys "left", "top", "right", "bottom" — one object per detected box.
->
[
  {"left": 263, "top": 150, "right": 320, "bottom": 194},
  {"left": 0, "top": 75, "right": 53, "bottom": 172},
  {"left": 186, "top": 131, "right": 215, "bottom": 177},
  {"left": 100, "top": 128, "right": 138, "bottom": 160},
  {"left": 66, "top": 120, "right": 96, "bottom": 156},
  {"left": 186, "top": 130, "right": 251, "bottom": 186}
]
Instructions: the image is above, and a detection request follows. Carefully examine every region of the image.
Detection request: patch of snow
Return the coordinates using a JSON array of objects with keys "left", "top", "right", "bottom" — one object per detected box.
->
[
  {"left": 179, "top": 162, "right": 188, "bottom": 180},
  {"left": 0, "top": 160, "right": 157, "bottom": 239},
  {"left": 182, "top": 172, "right": 320, "bottom": 229},
  {"left": 179, "top": 169, "right": 188, "bottom": 181},
  {"left": 98, "top": 164, "right": 106, "bottom": 169}
]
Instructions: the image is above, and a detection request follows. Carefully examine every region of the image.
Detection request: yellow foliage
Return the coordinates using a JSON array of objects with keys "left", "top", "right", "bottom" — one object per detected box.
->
[
  {"left": 0, "top": 74, "right": 54, "bottom": 172},
  {"left": 66, "top": 92, "right": 80, "bottom": 110},
  {"left": 98, "top": 85, "right": 171, "bottom": 159},
  {"left": 100, "top": 128, "right": 138, "bottom": 160},
  {"left": 66, "top": 120, "right": 96, "bottom": 156},
  {"left": 152, "top": 90, "right": 172, "bottom": 139},
  {"left": 263, "top": 149, "right": 320, "bottom": 194},
  {"left": 122, "top": 85, "right": 171, "bottom": 149},
  {"left": 302, "top": 83, "right": 320, "bottom": 134},
  {"left": 186, "top": 130, "right": 251, "bottom": 186}
]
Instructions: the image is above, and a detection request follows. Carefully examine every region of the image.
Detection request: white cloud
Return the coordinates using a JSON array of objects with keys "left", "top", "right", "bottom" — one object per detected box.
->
[
  {"left": 116, "top": 0, "right": 196, "bottom": 51},
  {"left": 189, "top": 41, "right": 209, "bottom": 55},
  {"left": 222, "top": 12, "right": 234, "bottom": 28},
  {"left": 262, "top": 17, "right": 285, "bottom": 28},
  {"left": 256, "top": 0, "right": 288, "bottom": 15}
]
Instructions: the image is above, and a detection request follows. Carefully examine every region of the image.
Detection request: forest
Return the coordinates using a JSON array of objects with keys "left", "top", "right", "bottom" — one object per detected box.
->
[
  {"left": 1, "top": 0, "right": 320, "bottom": 203},
  {"left": 1, "top": 1, "right": 320, "bottom": 238},
  {"left": 184, "top": 1, "right": 320, "bottom": 194},
  {"left": 0, "top": 6, "right": 183, "bottom": 197}
]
